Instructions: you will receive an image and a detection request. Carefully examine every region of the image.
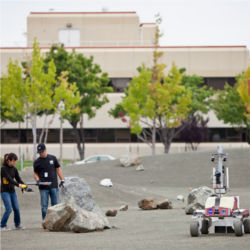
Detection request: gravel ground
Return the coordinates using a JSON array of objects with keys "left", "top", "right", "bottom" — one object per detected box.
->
[{"left": 1, "top": 147, "right": 250, "bottom": 250}]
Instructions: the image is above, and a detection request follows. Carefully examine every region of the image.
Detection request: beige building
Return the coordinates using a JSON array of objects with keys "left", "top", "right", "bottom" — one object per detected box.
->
[
  {"left": 0, "top": 12, "right": 249, "bottom": 154},
  {"left": 27, "top": 11, "right": 156, "bottom": 47}
]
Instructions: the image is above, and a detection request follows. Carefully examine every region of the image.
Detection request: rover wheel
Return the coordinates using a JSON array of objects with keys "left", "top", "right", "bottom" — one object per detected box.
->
[
  {"left": 190, "top": 221, "right": 200, "bottom": 237},
  {"left": 201, "top": 219, "right": 209, "bottom": 234},
  {"left": 243, "top": 218, "right": 250, "bottom": 233},
  {"left": 234, "top": 221, "right": 243, "bottom": 236}
]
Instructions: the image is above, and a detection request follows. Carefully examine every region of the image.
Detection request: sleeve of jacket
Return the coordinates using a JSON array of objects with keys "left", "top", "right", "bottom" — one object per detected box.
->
[
  {"left": 1, "top": 167, "right": 19, "bottom": 187},
  {"left": 14, "top": 168, "right": 24, "bottom": 184}
]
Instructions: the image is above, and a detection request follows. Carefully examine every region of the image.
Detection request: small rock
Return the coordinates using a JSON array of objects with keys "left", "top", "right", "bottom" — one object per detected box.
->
[
  {"left": 157, "top": 199, "right": 173, "bottom": 209},
  {"left": 119, "top": 205, "right": 128, "bottom": 211},
  {"left": 105, "top": 209, "right": 117, "bottom": 217},
  {"left": 134, "top": 156, "right": 142, "bottom": 166},
  {"left": 120, "top": 156, "right": 142, "bottom": 167},
  {"left": 120, "top": 157, "right": 133, "bottom": 167},
  {"left": 100, "top": 179, "right": 113, "bottom": 187},
  {"left": 136, "top": 164, "right": 144, "bottom": 171},
  {"left": 138, "top": 198, "right": 157, "bottom": 210},
  {"left": 177, "top": 195, "right": 184, "bottom": 202}
]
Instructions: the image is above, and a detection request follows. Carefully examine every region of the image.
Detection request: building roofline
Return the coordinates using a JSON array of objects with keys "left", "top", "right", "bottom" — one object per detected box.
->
[
  {"left": 0, "top": 45, "right": 247, "bottom": 50},
  {"left": 30, "top": 11, "right": 137, "bottom": 15}
]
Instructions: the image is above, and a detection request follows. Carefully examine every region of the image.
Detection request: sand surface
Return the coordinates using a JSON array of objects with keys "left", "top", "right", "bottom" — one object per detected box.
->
[{"left": 1, "top": 147, "right": 250, "bottom": 250}]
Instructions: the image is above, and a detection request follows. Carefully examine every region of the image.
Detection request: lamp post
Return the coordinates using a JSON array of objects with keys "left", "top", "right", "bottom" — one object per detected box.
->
[{"left": 58, "top": 101, "right": 65, "bottom": 165}]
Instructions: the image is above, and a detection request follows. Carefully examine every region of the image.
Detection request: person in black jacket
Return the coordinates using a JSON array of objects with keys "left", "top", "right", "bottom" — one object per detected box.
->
[
  {"left": 1, "top": 153, "right": 26, "bottom": 231},
  {"left": 33, "top": 143, "right": 65, "bottom": 220}
]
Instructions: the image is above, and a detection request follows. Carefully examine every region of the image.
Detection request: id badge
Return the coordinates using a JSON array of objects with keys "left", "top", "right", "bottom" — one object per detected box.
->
[{"left": 44, "top": 172, "right": 48, "bottom": 178}]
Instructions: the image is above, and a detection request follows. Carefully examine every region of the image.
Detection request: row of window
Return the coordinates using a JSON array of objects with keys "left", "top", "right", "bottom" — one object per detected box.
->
[
  {"left": 109, "top": 77, "right": 235, "bottom": 92},
  {"left": 0, "top": 128, "right": 247, "bottom": 144}
]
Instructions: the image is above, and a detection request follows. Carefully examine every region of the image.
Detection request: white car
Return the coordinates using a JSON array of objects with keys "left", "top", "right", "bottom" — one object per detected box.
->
[{"left": 75, "top": 155, "right": 116, "bottom": 165}]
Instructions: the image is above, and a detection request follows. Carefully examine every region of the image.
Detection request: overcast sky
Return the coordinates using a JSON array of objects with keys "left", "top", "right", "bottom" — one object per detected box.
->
[{"left": 1, "top": 0, "right": 250, "bottom": 48}]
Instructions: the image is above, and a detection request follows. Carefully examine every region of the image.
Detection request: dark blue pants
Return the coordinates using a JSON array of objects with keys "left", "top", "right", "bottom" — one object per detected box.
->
[
  {"left": 39, "top": 188, "right": 59, "bottom": 220},
  {"left": 1, "top": 192, "right": 21, "bottom": 227}
]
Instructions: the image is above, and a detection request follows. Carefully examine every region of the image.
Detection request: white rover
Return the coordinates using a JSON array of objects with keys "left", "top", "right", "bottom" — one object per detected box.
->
[{"left": 190, "top": 145, "right": 250, "bottom": 237}]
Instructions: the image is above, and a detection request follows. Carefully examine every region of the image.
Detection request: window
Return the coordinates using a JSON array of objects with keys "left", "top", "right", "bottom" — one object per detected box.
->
[
  {"left": 204, "top": 77, "right": 235, "bottom": 90},
  {"left": 110, "top": 78, "right": 131, "bottom": 92},
  {"left": 59, "top": 29, "right": 80, "bottom": 47},
  {"left": 85, "top": 156, "right": 99, "bottom": 163},
  {"left": 0, "top": 128, "right": 247, "bottom": 143},
  {"left": 99, "top": 156, "right": 110, "bottom": 161},
  {"left": 115, "top": 129, "right": 131, "bottom": 142}
]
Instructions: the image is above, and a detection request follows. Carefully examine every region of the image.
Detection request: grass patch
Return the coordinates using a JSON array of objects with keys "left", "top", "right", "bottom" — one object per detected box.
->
[
  {"left": 16, "top": 161, "right": 33, "bottom": 171},
  {"left": 1, "top": 159, "right": 72, "bottom": 171}
]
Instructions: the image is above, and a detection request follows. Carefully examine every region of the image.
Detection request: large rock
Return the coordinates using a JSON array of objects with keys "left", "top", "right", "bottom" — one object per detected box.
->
[
  {"left": 138, "top": 198, "right": 157, "bottom": 210},
  {"left": 185, "top": 186, "right": 213, "bottom": 214},
  {"left": 68, "top": 202, "right": 110, "bottom": 233},
  {"left": 42, "top": 202, "right": 76, "bottom": 231},
  {"left": 60, "top": 176, "right": 95, "bottom": 211},
  {"left": 43, "top": 176, "right": 110, "bottom": 232}
]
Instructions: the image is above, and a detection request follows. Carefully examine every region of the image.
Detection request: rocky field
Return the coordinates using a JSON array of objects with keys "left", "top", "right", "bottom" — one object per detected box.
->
[{"left": 1, "top": 147, "right": 250, "bottom": 250}]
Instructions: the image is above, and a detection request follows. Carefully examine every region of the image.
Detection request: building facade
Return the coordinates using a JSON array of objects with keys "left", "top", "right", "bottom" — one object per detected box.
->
[{"left": 1, "top": 12, "right": 249, "bottom": 150}]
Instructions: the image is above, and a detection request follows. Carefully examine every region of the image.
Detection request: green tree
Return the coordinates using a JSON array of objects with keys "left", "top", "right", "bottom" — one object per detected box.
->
[
  {"left": 54, "top": 71, "right": 80, "bottom": 120},
  {"left": 110, "top": 15, "right": 194, "bottom": 154},
  {"left": 213, "top": 74, "right": 249, "bottom": 142},
  {"left": 45, "top": 45, "right": 112, "bottom": 159},
  {"left": 1, "top": 60, "right": 25, "bottom": 126},
  {"left": 110, "top": 12, "right": 214, "bottom": 153},
  {"left": 110, "top": 62, "right": 191, "bottom": 155},
  {"left": 23, "top": 40, "right": 56, "bottom": 159},
  {"left": 213, "top": 85, "right": 248, "bottom": 127},
  {"left": 1, "top": 40, "right": 80, "bottom": 159},
  {"left": 237, "top": 66, "right": 250, "bottom": 120},
  {"left": 165, "top": 73, "right": 214, "bottom": 151},
  {"left": 181, "top": 74, "right": 214, "bottom": 116},
  {"left": 38, "top": 71, "right": 81, "bottom": 144},
  {"left": 1, "top": 41, "right": 56, "bottom": 159}
]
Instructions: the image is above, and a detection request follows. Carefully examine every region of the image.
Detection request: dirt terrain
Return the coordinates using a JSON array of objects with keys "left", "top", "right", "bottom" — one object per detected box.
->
[{"left": 1, "top": 147, "right": 250, "bottom": 250}]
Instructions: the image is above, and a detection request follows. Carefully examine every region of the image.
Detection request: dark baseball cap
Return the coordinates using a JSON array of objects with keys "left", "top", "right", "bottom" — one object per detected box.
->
[{"left": 37, "top": 143, "right": 46, "bottom": 153}]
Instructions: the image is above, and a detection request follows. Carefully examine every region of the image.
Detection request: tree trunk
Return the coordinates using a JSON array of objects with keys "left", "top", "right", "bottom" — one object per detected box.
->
[
  {"left": 79, "top": 115, "right": 85, "bottom": 159},
  {"left": 164, "top": 140, "right": 171, "bottom": 154},
  {"left": 39, "top": 111, "right": 48, "bottom": 143},
  {"left": 44, "top": 113, "right": 56, "bottom": 144},
  {"left": 31, "top": 113, "right": 37, "bottom": 161},
  {"left": 18, "top": 121, "right": 21, "bottom": 144},
  {"left": 151, "top": 118, "right": 156, "bottom": 155},
  {"left": 161, "top": 127, "right": 175, "bottom": 154},
  {"left": 247, "top": 127, "right": 250, "bottom": 144},
  {"left": 71, "top": 121, "right": 84, "bottom": 160}
]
